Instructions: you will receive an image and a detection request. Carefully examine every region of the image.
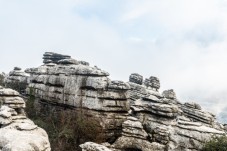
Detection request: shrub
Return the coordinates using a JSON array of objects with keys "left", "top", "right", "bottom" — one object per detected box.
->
[
  {"left": 5, "top": 81, "right": 27, "bottom": 94},
  {"left": 202, "top": 135, "right": 227, "bottom": 151}
]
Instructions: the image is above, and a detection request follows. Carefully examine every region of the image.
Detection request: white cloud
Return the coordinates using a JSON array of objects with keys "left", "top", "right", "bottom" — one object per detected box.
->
[{"left": 1, "top": 0, "right": 227, "bottom": 121}]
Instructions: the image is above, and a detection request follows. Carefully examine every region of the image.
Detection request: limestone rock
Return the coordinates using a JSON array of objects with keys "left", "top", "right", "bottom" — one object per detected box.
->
[
  {"left": 181, "top": 102, "right": 214, "bottom": 125},
  {"left": 24, "top": 53, "right": 226, "bottom": 151},
  {"left": 162, "top": 89, "right": 176, "bottom": 99},
  {"left": 0, "top": 87, "right": 25, "bottom": 114},
  {"left": 43, "top": 52, "right": 71, "bottom": 64},
  {"left": 0, "top": 87, "right": 50, "bottom": 151},
  {"left": 80, "top": 142, "right": 112, "bottom": 151},
  {"left": 144, "top": 76, "right": 160, "bottom": 91},
  {"left": 14, "top": 67, "right": 22, "bottom": 71},
  {"left": 0, "top": 106, "right": 50, "bottom": 151},
  {"left": 129, "top": 73, "right": 143, "bottom": 85},
  {"left": 58, "top": 58, "right": 79, "bottom": 65},
  {"left": 112, "top": 117, "right": 165, "bottom": 151},
  {"left": 79, "top": 61, "right": 90, "bottom": 66},
  {"left": 27, "top": 52, "right": 130, "bottom": 141}
]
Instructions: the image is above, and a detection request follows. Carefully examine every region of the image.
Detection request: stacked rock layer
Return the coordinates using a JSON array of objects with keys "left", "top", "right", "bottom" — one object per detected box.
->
[
  {"left": 26, "top": 52, "right": 130, "bottom": 141},
  {"left": 24, "top": 52, "right": 226, "bottom": 151},
  {"left": 0, "top": 86, "right": 50, "bottom": 151}
]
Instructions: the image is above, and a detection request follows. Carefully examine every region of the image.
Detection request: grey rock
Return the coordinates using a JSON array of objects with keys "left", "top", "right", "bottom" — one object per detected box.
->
[
  {"left": 129, "top": 73, "right": 143, "bottom": 85},
  {"left": 27, "top": 52, "right": 130, "bottom": 140},
  {"left": 79, "top": 61, "right": 90, "bottom": 66},
  {"left": 14, "top": 67, "right": 21, "bottom": 71},
  {"left": 144, "top": 76, "right": 160, "bottom": 91},
  {"left": 112, "top": 117, "right": 165, "bottom": 151},
  {"left": 162, "top": 89, "right": 176, "bottom": 99},
  {"left": 0, "top": 87, "right": 50, "bottom": 151},
  {"left": 80, "top": 142, "right": 112, "bottom": 151},
  {"left": 58, "top": 58, "right": 79, "bottom": 65},
  {"left": 43, "top": 52, "right": 71, "bottom": 64},
  {"left": 24, "top": 52, "right": 227, "bottom": 151}
]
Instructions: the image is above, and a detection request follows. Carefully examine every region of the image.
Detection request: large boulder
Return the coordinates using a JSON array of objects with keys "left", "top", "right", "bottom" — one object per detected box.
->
[{"left": 0, "top": 86, "right": 50, "bottom": 151}]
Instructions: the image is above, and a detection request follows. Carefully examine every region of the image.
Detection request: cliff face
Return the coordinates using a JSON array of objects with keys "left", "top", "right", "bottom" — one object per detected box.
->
[
  {"left": 23, "top": 52, "right": 226, "bottom": 151},
  {"left": 26, "top": 52, "right": 130, "bottom": 142},
  {"left": 0, "top": 86, "right": 50, "bottom": 151}
]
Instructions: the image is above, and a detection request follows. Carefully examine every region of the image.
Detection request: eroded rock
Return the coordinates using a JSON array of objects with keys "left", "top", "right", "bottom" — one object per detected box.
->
[{"left": 0, "top": 87, "right": 50, "bottom": 151}]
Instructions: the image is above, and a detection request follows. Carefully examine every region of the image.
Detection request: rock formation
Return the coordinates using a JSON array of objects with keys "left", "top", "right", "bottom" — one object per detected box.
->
[
  {"left": 26, "top": 52, "right": 130, "bottom": 142},
  {"left": 0, "top": 72, "right": 6, "bottom": 86},
  {"left": 0, "top": 86, "right": 50, "bottom": 151},
  {"left": 23, "top": 52, "right": 226, "bottom": 151},
  {"left": 4, "top": 67, "right": 29, "bottom": 94}
]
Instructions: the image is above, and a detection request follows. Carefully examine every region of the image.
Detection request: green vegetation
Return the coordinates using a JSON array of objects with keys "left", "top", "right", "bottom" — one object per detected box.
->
[
  {"left": 25, "top": 92, "right": 105, "bottom": 151},
  {"left": 202, "top": 135, "right": 227, "bottom": 151},
  {"left": 5, "top": 81, "right": 27, "bottom": 94}
]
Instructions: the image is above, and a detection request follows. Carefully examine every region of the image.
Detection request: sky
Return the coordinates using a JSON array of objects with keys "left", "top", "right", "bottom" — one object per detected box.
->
[{"left": 1, "top": 0, "right": 227, "bottom": 122}]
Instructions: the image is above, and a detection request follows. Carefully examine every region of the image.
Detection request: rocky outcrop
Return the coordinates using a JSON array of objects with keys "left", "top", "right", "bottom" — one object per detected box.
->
[
  {"left": 111, "top": 116, "right": 165, "bottom": 151},
  {"left": 24, "top": 53, "right": 226, "bottom": 151},
  {"left": 4, "top": 67, "right": 29, "bottom": 94},
  {"left": 0, "top": 86, "right": 50, "bottom": 151},
  {"left": 27, "top": 52, "right": 130, "bottom": 141},
  {"left": 144, "top": 76, "right": 160, "bottom": 91},
  {"left": 129, "top": 73, "right": 143, "bottom": 85},
  {"left": 119, "top": 74, "right": 225, "bottom": 151}
]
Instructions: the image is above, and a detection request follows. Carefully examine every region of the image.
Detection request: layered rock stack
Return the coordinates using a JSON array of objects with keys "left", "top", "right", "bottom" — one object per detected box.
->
[
  {"left": 0, "top": 86, "right": 50, "bottom": 151},
  {"left": 22, "top": 52, "right": 226, "bottom": 151},
  {"left": 111, "top": 116, "right": 165, "bottom": 151},
  {"left": 27, "top": 52, "right": 130, "bottom": 141},
  {"left": 129, "top": 73, "right": 143, "bottom": 85},
  {"left": 144, "top": 76, "right": 160, "bottom": 91},
  {"left": 4, "top": 67, "right": 29, "bottom": 94},
  {"left": 43, "top": 52, "right": 71, "bottom": 64}
]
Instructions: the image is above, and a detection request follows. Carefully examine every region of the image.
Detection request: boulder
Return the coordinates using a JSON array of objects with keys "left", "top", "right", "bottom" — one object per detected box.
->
[
  {"left": 80, "top": 142, "right": 112, "bottom": 151},
  {"left": 144, "top": 76, "right": 160, "bottom": 91},
  {"left": 43, "top": 52, "right": 71, "bottom": 64},
  {"left": 0, "top": 87, "right": 50, "bottom": 151},
  {"left": 129, "top": 73, "right": 143, "bottom": 85}
]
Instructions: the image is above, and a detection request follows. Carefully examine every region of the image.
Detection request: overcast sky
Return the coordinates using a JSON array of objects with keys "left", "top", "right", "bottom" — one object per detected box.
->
[{"left": 1, "top": 0, "right": 227, "bottom": 122}]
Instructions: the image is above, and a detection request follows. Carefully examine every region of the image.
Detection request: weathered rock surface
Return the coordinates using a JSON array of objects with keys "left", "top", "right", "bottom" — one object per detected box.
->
[
  {"left": 80, "top": 142, "right": 112, "bottom": 151},
  {"left": 43, "top": 52, "right": 71, "bottom": 64},
  {"left": 4, "top": 67, "right": 29, "bottom": 94},
  {"left": 111, "top": 116, "right": 165, "bottom": 151},
  {"left": 27, "top": 52, "right": 130, "bottom": 141},
  {"left": 23, "top": 52, "right": 226, "bottom": 151},
  {"left": 0, "top": 86, "right": 50, "bottom": 151},
  {"left": 144, "top": 76, "right": 160, "bottom": 91},
  {"left": 129, "top": 73, "right": 143, "bottom": 85}
]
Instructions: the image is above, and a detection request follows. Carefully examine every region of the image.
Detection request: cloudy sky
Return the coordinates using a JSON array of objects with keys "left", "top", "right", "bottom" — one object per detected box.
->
[{"left": 1, "top": 0, "right": 227, "bottom": 122}]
